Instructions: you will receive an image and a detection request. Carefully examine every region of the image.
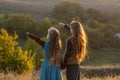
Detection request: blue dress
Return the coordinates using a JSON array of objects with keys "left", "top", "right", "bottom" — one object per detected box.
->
[{"left": 40, "top": 42, "right": 62, "bottom": 80}]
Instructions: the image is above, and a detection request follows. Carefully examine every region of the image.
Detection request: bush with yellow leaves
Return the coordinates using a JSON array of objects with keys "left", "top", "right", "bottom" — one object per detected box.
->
[{"left": 0, "top": 28, "right": 35, "bottom": 74}]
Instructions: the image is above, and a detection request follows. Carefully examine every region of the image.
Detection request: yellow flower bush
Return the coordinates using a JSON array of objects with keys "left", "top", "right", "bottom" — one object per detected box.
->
[{"left": 0, "top": 28, "right": 35, "bottom": 74}]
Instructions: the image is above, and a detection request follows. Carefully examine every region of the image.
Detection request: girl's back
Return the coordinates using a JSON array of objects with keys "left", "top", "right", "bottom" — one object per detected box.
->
[{"left": 40, "top": 42, "right": 61, "bottom": 80}]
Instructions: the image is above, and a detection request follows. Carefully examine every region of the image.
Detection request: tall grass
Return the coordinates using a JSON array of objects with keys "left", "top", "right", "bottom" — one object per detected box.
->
[
  {"left": 0, "top": 71, "right": 120, "bottom": 80},
  {"left": 0, "top": 71, "right": 40, "bottom": 80}
]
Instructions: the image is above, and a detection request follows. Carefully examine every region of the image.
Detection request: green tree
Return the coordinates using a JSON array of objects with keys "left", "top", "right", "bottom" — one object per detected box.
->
[
  {"left": 87, "top": 8, "right": 107, "bottom": 23},
  {"left": 38, "top": 18, "right": 52, "bottom": 36},
  {"left": 51, "top": 2, "right": 88, "bottom": 23},
  {"left": 6, "top": 14, "right": 37, "bottom": 38},
  {"left": 0, "top": 14, "right": 6, "bottom": 28},
  {"left": 85, "top": 27, "right": 104, "bottom": 49},
  {"left": 101, "top": 23, "right": 120, "bottom": 48},
  {"left": 86, "top": 19, "right": 103, "bottom": 28}
]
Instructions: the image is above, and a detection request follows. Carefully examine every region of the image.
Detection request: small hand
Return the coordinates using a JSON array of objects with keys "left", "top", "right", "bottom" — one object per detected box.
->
[{"left": 58, "top": 22, "right": 65, "bottom": 27}]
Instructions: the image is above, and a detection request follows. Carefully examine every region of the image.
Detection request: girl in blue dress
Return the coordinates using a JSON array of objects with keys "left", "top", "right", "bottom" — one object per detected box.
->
[{"left": 27, "top": 27, "right": 62, "bottom": 80}]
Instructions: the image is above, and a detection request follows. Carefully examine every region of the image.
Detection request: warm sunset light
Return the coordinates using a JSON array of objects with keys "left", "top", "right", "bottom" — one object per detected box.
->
[{"left": 0, "top": 0, "right": 120, "bottom": 80}]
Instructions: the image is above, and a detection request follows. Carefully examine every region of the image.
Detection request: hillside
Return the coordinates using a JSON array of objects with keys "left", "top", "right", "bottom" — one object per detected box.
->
[{"left": 0, "top": 0, "right": 120, "bottom": 21}]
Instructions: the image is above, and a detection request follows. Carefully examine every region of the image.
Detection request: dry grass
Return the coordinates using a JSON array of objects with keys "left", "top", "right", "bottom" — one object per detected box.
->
[
  {"left": 0, "top": 71, "right": 40, "bottom": 80},
  {"left": 0, "top": 70, "right": 120, "bottom": 80}
]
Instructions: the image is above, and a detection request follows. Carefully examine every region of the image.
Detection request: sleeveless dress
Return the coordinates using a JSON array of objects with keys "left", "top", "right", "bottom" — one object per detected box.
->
[{"left": 40, "top": 42, "right": 62, "bottom": 80}]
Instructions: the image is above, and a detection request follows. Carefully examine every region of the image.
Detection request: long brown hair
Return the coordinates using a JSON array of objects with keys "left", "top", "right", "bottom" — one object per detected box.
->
[
  {"left": 48, "top": 27, "right": 62, "bottom": 66},
  {"left": 69, "top": 21, "right": 87, "bottom": 63}
]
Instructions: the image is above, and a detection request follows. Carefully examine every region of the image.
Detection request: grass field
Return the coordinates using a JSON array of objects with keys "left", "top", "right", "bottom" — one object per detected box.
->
[
  {"left": 0, "top": 0, "right": 120, "bottom": 21},
  {"left": 85, "top": 50, "right": 120, "bottom": 66},
  {"left": 0, "top": 69, "right": 120, "bottom": 80}
]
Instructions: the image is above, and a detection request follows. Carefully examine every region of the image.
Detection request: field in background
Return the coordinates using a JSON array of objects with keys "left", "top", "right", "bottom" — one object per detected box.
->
[
  {"left": 85, "top": 50, "right": 120, "bottom": 66},
  {"left": 0, "top": 0, "right": 120, "bottom": 21}
]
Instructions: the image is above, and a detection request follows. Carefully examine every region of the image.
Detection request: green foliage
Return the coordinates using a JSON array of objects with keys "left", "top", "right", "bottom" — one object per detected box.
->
[
  {"left": 25, "top": 39, "right": 43, "bottom": 70},
  {"left": 25, "top": 36, "right": 48, "bottom": 70},
  {"left": 51, "top": 2, "right": 87, "bottom": 22},
  {"left": 0, "top": 14, "right": 6, "bottom": 28},
  {"left": 102, "top": 23, "right": 120, "bottom": 48},
  {"left": 87, "top": 8, "right": 107, "bottom": 22},
  {"left": 107, "top": 14, "right": 120, "bottom": 25},
  {"left": 86, "top": 19, "right": 103, "bottom": 28},
  {"left": 85, "top": 22, "right": 120, "bottom": 49},
  {"left": 5, "top": 14, "right": 37, "bottom": 38},
  {"left": 0, "top": 28, "right": 35, "bottom": 73},
  {"left": 85, "top": 27, "right": 104, "bottom": 49},
  {"left": 38, "top": 18, "right": 52, "bottom": 36}
]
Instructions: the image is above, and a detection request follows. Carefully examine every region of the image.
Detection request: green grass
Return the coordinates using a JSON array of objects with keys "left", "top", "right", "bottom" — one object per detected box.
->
[{"left": 86, "top": 50, "right": 120, "bottom": 66}]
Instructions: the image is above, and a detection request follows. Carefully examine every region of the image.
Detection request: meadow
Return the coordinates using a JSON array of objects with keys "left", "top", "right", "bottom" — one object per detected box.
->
[
  {"left": 0, "top": 68, "right": 120, "bottom": 80},
  {"left": 86, "top": 50, "right": 120, "bottom": 66}
]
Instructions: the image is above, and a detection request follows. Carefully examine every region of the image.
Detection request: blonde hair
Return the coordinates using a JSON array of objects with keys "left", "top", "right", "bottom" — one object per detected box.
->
[
  {"left": 48, "top": 27, "right": 62, "bottom": 66},
  {"left": 69, "top": 21, "right": 87, "bottom": 63}
]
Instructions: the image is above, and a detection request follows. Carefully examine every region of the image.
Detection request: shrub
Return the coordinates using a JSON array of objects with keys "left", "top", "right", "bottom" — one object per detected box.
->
[
  {"left": 0, "top": 28, "right": 35, "bottom": 73},
  {"left": 51, "top": 2, "right": 87, "bottom": 23},
  {"left": 25, "top": 39, "right": 44, "bottom": 70},
  {"left": 5, "top": 14, "right": 37, "bottom": 38}
]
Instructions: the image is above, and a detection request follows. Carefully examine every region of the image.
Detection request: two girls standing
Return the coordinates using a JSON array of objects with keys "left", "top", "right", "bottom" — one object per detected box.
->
[{"left": 27, "top": 21, "right": 87, "bottom": 80}]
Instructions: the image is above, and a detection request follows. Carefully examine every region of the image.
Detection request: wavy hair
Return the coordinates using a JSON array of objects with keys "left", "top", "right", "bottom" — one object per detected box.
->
[
  {"left": 48, "top": 27, "right": 62, "bottom": 66},
  {"left": 70, "top": 21, "right": 87, "bottom": 63}
]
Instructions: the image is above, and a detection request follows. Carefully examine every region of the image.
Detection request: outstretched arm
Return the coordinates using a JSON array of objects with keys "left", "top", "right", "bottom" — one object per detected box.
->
[
  {"left": 59, "top": 22, "right": 70, "bottom": 32},
  {"left": 27, "top": 32, "right": 45, "bottom": 48}
]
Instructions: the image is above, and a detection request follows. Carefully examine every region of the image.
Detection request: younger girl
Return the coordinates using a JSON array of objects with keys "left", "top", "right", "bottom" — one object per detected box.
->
[
  {"left": 59, "top": 21, "right": 87, "bottom": 80},
  {"left": 27, "top": 27, "right": 62, "bottom": 80}
]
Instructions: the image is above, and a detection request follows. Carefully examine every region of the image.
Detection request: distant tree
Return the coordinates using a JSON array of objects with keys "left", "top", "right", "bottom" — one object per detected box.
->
[
  {"left": 0, "top": 14, "right": 6, "bottom": 28},
  {"left": 100, "top": 23, "right": 120, "bottom": 48},
  {"left": 5, "top": 14, "right": 37, "bottom": 38},
  {"left": 107, "top": 13, "right": 120, "bottom": 25},
  {"left": 102, "top": 23, "right": 120, "bottom": 34},
  {"left": 87, "top": 8, "right": 107, "bottom": 23},
  {"left": 86, "top": 19, "right": 102, "bottom": 28},
  {"left": 85, "top": 27, "right": 104, "bottom": 49},
  {"left": 38, "top": 18, "right": 52, "bottom": 36},
  {"left": 51, "top": 2, "right": 88, "bottom": 23}
]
